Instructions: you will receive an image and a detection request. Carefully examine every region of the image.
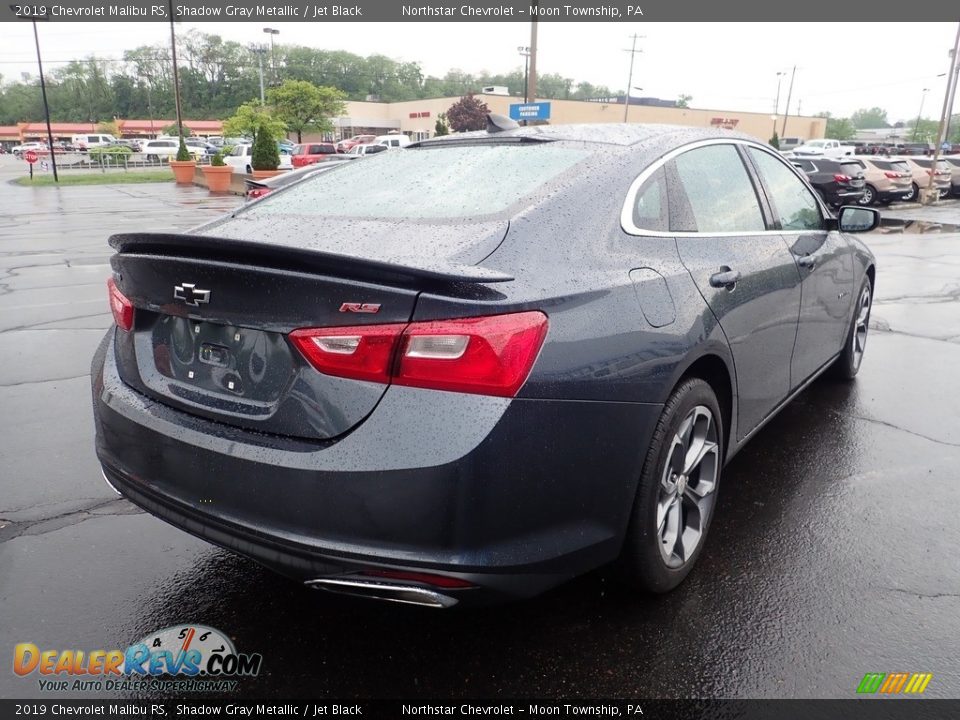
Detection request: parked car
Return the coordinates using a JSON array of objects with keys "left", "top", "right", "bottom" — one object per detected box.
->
[
  {"left": 291, "top": 142, "right": 339, "bottom": 168},
  {"left": 344, "top": 143, "right": 388, "bottom": 157},
  {"left": 373, "top": 133, "right": 412, "bottom": 149},
  {"left": 852, "top": 157, "right": 913, "bottom": 206},
  {"left": 223, "top": 143, "right": 294, "bottom": 173},
  {"left": 92, "top": 123, "right": 877, "bottom": 606},
  {"left": 899, "top": 156, "right": 951, "bottom": 200},
  {"left": 778, "top": 137, "right": 804, "bottom": 152},
  {"left": 11, "top": 141, "right": 47, "bottom": 158},
  {"left": 184, "top": 137, "right": 217, "bottom": 157},
  {"left": 941, "top": 155, "right": 960, "bottom": 197},
  {"left": 245, "top": 159, "right": 352, "bottom": 200},
  {"left": 791, "top": 138, "right": 854, "bottom": 159},
  {"left": 70, "top": 133, "right": 117, "bottom": 150},
  {"left": 897, "top": 142, "right": 933, "bottom": 156},
  {"left": 141, "top": 138, "right": 181, "bottom": 163},
  {"left": 336, "top": 134, "right": 376, "bottom": 153},
  {"left": 791, "top": 157, "right": 867, "bottom": 206}
]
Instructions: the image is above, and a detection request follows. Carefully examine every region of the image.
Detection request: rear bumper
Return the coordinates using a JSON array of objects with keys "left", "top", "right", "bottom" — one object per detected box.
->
[
  {"left": 92, "top": 332, "right": 661, "bottom": 604},
  {"left": 875, "top": 187, "right": 912, "bottom": 202}
]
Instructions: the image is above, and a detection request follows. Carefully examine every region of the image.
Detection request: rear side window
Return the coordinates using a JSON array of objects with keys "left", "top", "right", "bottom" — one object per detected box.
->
[
  {"left": 840, "top": 161, "right": 865, "bottom": 176},
  {"left": 672, "top": 144, "right": 765, "bottom": 233},
  {"left": 248, "top": 144, "right": 590, "bottom": 219},
  {"left": 748, "top": 148, "right": 823, "bottom": 232},
  {"left": 631, "top": 167, "right": 668, "bottom": 232},
  {"left": 793, "top": 159, "right": 815, "bottom": 172}
]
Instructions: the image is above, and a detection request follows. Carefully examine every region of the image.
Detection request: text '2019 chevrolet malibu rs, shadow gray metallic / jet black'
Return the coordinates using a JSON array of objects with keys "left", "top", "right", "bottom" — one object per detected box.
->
[{"left": 91, "top": 120, "right": 878, "bottom": 608}]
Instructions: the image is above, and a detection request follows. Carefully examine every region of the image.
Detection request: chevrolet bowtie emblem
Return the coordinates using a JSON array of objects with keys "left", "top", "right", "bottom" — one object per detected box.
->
[{"left": 174, "top": 283, "right": 211, "bottom": 307}]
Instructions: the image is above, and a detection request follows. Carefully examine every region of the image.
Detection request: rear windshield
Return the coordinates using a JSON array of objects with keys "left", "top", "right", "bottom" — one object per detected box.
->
[
  {"left": 912, "top": 158, "right": 950, "bottom": 171},
  {"left": 870, "top": 159, "right": 910, "bottom": 172},
  {"left": 840, "top": 161, "right": 864, "bottom": 174},
  {"left": 249, "top": 144, "right": 591, "bottom": 219}
]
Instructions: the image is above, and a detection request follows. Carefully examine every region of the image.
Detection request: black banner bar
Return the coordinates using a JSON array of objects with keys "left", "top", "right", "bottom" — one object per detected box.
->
[
  {"left": 2, "top": 700, "right": 960, "bottom": 719},
  {"left": 2, "top": 0, "right": 956, "bottom": 22}
]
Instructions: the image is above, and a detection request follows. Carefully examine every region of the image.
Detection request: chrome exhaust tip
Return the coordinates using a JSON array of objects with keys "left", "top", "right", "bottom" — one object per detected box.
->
[
  {"left": 100, "top": 467, "right": 122, "bottom": 496},
  {"left": 305, "top": 577, "right": 458, "bottom": 608}
]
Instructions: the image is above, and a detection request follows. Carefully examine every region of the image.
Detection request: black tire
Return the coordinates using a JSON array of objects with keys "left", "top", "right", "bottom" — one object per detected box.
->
[
  {"left": 903, "top": 182, "right": 919, "bottom": 202},
  {"left": 620, "top": 378, "right": 724, "bottom": 593},
  {"left": 146, "top": 154, "right": 158, "bottom": 163},
  {"left": 831, "top": 275, "right": 873, "bottom": 380},
  {"left": 246, "top": 164, "right": 252, "bottom": 174},
  {"left": 939, "top": 188, "right": 949, "bottom": 199},
  {"left": 859, "top": 184, "right": 876, "bottom": 206}
]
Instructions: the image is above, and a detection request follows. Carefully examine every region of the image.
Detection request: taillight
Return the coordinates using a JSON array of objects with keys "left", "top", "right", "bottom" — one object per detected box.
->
[
  {"left": 833, "top": 174, "right": 851, "bottom": 183},
  {"left": 289, "top": 323, "right": 406, "bottom": 384},
  {"left": 883, "top": 171, "right": 900, "bottom": 179},
  {"left": 290, "top": 311, "right": 548, "bottom": 397},
  {"left": 107, "top": 277, "right": 134, "bottom": 331},
  {"left": 246, "top": 187, "right": 271, "bottom": 200}
]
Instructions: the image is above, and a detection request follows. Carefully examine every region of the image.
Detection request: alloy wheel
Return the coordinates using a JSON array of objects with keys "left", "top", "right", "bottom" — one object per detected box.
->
[
  {"left": 656, "top": 405, "right": 719, "bottom": 568},
  {"left": 852, "top": 284, "right": 871, "bottom": 370}
]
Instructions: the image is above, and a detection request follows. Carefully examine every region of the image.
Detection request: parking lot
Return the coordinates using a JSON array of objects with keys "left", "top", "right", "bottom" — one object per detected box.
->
[{"left": 1, "top": 153, "right": 959, "bottom": 700}]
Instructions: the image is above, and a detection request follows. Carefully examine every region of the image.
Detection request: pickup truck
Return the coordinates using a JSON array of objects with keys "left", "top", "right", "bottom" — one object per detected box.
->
[{"left": 790, "top": 138, "right": 855, "bottom": 159}]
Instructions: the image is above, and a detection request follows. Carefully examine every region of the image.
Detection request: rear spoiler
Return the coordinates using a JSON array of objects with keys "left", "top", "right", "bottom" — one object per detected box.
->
[{"left": 108, "top": 232, "right": 514, "bottom": 285}]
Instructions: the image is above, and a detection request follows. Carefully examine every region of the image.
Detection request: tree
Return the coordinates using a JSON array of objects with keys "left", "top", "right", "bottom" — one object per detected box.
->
[
  {"left": 817, "top": 112, "right": 856, "bottom": 140},
  {"left": 223, "top": 101, "right": 286, "bottom": 142},
  {"left": 251, "top": 122, "right": 280, "bottom": 171},
  {"left": 769, "top": 131, "right": 780, "bottom": 149},
  {"left": 162, "top": 122, "right": 191, "bottom": 137},
  {"left": 851, "top": 107, "right": 889, "bottom": 129},
  {"left": 446, "top": 94, "right": 489, "bottom": 132},
  {"left": 267, "top": 79, "right": 347, "bottom": 142},
  {"left": 434, "top": 112, "right": 450, "bottom": 137},
  {"left": 96, "top": 120, "right": 120, "bottom": 136},
  {"left": 677, "top": 94, "right": 693, "bottom": 108}
]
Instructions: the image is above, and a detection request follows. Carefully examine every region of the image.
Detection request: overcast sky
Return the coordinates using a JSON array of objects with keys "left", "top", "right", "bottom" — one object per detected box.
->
[{"left": 1, "top": 22, "right": 957, "bottom": 122}]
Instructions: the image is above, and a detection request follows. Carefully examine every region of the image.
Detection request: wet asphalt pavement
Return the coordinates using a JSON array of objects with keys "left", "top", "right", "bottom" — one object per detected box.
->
[{"left": 1, "top": 155, "right": 959, "bottom": 700}]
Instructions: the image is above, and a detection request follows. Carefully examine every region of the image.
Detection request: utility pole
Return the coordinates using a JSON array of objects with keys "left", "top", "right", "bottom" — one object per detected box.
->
[
  {"left": 624, "top": 34, "right": 645, "bottom": 122},
  {"left": 167, "top": 0, "right": 184, "bottom": 138},
  {"left": 518, "top": 46, "right": 531, "bottom": 103},
  {"left": 780, "top": 65, "right": 796, "bottom": 137},
  {"left": 913, "top": 88, "right": 930, "bottom": 142},
  {"left": 32, "top": 20, "right": 58, "bottom": 182},
  {"left": 772, "top": 70, "right": 785, "bottom": 138},
  {"left": 528, "top": 3, "right": 538, "bottom": 103},
  {"left": 922, "top": 20, "right": 960, "bottom": 205}
]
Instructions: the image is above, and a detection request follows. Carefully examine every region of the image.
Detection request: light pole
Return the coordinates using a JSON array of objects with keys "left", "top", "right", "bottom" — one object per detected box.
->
[
  {"left": 623, "top": 34, "right": 645, "bottom": 122},
  {"left": 263, "top": 28, "right": 279, "bottom": 83},
  {"left": 250, "top": 45, "right": 267, "bottom": 103},
  {"left": 518, "top": 46, "right": 530, "bottom": 103},
  {"left": 913, "top": 88, "right": 930, "bottom": 142},
  {"left": 770, "top": 115, "right": 778, "bottom": 144},
  {"left": 773, "top": 70, "right": 785, "bottom": 137}
]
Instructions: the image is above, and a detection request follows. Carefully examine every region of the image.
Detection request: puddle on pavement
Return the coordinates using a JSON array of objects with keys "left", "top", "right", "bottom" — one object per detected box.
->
[{"left": 875, "top": 218, "right": 960, "bottom": 234}]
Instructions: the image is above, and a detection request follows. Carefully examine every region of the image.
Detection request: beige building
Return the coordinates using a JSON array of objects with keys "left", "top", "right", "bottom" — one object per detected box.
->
[{"left": 321, "top": 95, "right": 825, "bottom": 144}]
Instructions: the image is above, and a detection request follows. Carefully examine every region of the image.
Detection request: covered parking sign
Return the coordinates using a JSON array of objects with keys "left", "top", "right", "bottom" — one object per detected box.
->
[{"left": 509, "top": 103, "right": 551, "bottom": 121}]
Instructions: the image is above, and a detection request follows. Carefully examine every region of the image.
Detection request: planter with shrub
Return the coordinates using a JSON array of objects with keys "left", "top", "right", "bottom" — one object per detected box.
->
[
  {"left": 250, "top": 123, "right": 281, "bottom": 179},
  {"left": 169, "top": 136, "right": 197, "bottom": 184},
  {"left": 201, "top": 152, "right": 234, "bottom": 193}
]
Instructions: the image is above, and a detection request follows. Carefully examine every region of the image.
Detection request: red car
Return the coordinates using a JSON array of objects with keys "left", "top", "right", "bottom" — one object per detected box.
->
[
  {"left": 335, "top": 134, "right": 376, "bottom": 153},
  {"left": 291, "top": 142, "right": 338, "bottom": 168}
]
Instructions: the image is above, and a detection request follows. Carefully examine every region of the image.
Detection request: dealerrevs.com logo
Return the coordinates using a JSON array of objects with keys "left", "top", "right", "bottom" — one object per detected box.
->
[{"left": 14, "top": 625, "right": 262, "bottom": 693}]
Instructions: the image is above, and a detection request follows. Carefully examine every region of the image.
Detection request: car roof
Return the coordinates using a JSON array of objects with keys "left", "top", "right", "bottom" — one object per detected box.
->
[{"left": 417, "top": 123, "right": 758, "bottom": 149}]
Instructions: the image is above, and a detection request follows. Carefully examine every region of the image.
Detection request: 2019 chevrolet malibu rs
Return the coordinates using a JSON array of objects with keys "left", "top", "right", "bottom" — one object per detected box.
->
[{"left": 91, "top": 121, "right": 878, "bottom": 607}]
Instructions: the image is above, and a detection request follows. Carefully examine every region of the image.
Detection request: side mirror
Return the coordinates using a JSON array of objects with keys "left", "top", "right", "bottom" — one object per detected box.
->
[{"left": 837, "top": 205, "right": 880, "bottom": 233}]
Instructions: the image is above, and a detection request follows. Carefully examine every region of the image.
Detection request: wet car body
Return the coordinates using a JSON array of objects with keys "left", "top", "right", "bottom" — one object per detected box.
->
[{"left": 91, "top": 124, "right": 876, "bottom": 606}]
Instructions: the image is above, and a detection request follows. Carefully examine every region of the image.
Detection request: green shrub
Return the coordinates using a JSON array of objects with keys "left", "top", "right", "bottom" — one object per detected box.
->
[
  {"left": 211, "top": 152, "right": 226, "bottom": 167},
  {"left": 251, "top": 123, "right": 280, "bottom": 171},
  {"left": 175, "top": 137, "right": 192, "bottom": 162}
]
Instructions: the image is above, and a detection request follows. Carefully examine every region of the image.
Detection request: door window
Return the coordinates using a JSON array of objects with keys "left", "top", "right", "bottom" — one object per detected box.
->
[
  {"left": 748, "top": 148, "right": 824, "bottom": 231},
  {"left": 672, "top": 145, "right": 766, "bottom": 233}
]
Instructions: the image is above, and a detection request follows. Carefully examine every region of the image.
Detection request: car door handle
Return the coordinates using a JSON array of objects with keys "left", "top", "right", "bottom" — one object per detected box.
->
[
  {"left": 797, "top": 255, "right": 817, "bottom": 269},
  {"left": 709, "top": 268, "right": 741, "bottom": 289}
]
